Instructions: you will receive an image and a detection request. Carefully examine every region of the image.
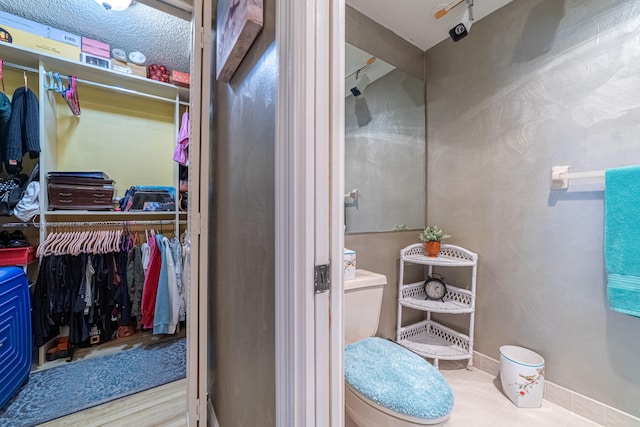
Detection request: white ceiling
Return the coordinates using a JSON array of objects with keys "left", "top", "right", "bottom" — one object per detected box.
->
[{"left": 346, "top": 0, "right": 515, "bottom": 51}]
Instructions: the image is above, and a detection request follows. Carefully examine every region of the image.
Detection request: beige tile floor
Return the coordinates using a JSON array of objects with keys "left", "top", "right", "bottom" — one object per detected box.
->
[
  {"left": 439, "top": 361, "right": 600, "bottom": 427},
  {"left": 48, "top": 361, "right": 604, "bottom": 427}
]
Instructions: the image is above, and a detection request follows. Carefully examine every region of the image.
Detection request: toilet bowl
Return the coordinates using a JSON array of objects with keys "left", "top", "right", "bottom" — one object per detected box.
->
[
  {"left": 345, "top": 337, "right": 453, "bottom": 426},
  {"left": 344, "top": 270, "right": 453, "bottom": 426}
]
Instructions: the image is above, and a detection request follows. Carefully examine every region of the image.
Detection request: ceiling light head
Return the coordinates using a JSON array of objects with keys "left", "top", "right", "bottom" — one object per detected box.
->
[
  {"left": 449, "top": 1, "right": 474, "bottom": 42},
  {"left": 350, "top": 72, "right": 370, "bottom": 97},
  {"left": 95, "top": 0, "right": 133, "bottom": 11}
]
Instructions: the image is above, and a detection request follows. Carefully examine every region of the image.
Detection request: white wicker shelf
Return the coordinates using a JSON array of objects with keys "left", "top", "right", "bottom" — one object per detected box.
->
[
  {"left": 400, "top": 281, "right": 474, "bottom": 314},
  {"left": 396, "top": 243, "right": 478, "bottom": 369},
  {"left": 398, "top": 320, "right": 471, "bottom": 360}
]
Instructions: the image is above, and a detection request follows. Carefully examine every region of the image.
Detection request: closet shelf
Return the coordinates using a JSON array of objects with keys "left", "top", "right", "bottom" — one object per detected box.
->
[
  {"left": 44, "top": 210, "right": 183, "bottom": 217},
  {"left": 0, "top": 41, "right": 188, "bottom": 102}
]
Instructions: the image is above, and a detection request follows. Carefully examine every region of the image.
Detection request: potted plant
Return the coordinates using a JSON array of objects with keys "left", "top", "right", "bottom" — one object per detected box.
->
[{"left": 418, "top": 226, "right": 451, "bottom": 257}]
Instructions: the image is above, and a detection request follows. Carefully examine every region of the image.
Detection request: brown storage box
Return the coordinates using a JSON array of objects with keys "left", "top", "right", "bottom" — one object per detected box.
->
[{"left": 48, "top": 183, "right": 114, "bottom": 211}]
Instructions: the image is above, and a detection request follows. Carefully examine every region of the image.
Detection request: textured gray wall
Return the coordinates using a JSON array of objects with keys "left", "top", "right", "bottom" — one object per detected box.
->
[
  {"left": 345, "top": 68, "right": 425, "bottom": 233},
  {"left": 0, "top": 0, "right": 190, "bottom": 72},
  {"left": 426, "top": 0, "right": 640, "bottom": 417},
  {"left": 209, "top": 0, "right": 276, "bottom": 425},
  {"left": 345, "top": 231, "right": 426, "bottom": 340}
]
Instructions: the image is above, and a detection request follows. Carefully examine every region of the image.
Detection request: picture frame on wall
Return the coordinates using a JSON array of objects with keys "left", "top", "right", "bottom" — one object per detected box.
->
[{"left": 216, "top": 0, "right": 264, "bottom": 83}]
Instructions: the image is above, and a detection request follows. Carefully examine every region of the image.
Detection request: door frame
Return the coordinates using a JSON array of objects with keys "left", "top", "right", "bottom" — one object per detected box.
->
[
  {"left": 275, "top": 0, "right": 345, "bottom": 425},
  {"left": 188, "top": 0, "right": 212, "bottom": 425}
]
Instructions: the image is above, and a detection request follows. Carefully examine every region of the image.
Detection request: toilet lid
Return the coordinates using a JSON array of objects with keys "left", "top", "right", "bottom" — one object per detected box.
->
[{"left": 344, "top": 337, "right": 454, "bottom": 420}]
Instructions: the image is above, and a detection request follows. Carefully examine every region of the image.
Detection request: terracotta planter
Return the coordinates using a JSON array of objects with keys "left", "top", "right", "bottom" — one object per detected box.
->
[{"left": 425, "top": 241, "right": 441, "bottom": 257}]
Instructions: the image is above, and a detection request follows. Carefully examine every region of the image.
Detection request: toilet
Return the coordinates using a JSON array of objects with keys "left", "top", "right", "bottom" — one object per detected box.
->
[{"left": 344, "top": 269, "right": 454, "bottom": 426}]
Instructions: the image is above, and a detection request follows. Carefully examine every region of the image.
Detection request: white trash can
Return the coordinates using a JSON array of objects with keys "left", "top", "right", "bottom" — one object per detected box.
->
[{"left": 499, "top": 345, "right": 545, "bottom": 408}]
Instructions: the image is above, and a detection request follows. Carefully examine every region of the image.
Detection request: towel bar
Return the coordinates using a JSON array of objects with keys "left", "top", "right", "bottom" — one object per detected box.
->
[{"left": 551, "top": 165, "right": 605, "bottom": 190}]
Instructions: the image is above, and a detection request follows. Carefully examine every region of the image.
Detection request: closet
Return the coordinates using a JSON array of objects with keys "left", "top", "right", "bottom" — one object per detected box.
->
[{"left": 0, "top": 29, "right": 190, "bottom": 365}]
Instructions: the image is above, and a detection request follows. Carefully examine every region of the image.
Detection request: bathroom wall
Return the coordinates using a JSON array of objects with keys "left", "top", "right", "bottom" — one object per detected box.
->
[
  {"left": 346, "top": 231, "right": 426, "bottom": 339},
  {"left": 426, "top": 0, "right": 640, "bottom": 417},
  {"left": 209, "top": 0, "right": 277, "bottom": 424},
  {"left": 345, "top": 6, "right": 427, "bottom": 338}
]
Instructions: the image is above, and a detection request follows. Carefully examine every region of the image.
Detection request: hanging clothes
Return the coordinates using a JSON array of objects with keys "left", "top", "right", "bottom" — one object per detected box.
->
[
  {"left": 141, "top": 232, "right": 162, "bottom": 329},
  {"left": 172, "top": 111, "right": 189, "bottom": 166},
  {"left": 127, "top": 246, "right": 144, "bottom": 320},
  {"left": 5, "top": 86, "right": 40, "bottom": 173},
  {"left": 0, "top": 92, "right": 11, "bottom": 173},
  {"left": 170, "top": 237, "right": 185, "bottom": 322},
  {"left": 153, "top": 235, "right": 177, "bottom": 334}
]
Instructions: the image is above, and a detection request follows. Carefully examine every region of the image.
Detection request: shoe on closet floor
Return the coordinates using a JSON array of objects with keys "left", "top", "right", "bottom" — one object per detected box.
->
[
  {"left": 45, "top": 336, "right": 70, "bottom": 361},
  {"left": 7, "top": 231, "right": 29, "bottom": 247}
]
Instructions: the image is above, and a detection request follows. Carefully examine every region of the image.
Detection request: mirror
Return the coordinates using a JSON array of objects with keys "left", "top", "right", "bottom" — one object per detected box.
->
[{"left": 344, "top": 43, "right": 425, "bottom": 234}]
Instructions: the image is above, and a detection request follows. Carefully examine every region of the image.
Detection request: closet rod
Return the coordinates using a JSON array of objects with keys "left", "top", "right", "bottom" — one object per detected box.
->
[
  {"left": 2, "top": 61, "right": 38, "bottom": 74},
  {"left": 43, "top": 219, "right": 186, "bottom": 228},
  {"left": 1, "top": 222, "right": 36, "bottom": 228},
  {"left": 42, "top": 69, "right": 178, "bottom": 104}
]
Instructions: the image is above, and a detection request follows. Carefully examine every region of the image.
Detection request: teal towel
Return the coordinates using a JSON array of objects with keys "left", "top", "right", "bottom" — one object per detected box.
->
[{"left": 605, "top": 165, "right": 640, "bottom": 317}]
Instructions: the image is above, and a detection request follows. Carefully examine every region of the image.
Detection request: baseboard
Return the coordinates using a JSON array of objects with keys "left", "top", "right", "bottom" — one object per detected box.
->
[{"left": 473, "top": 351, "right": 640, "bottom": 426}]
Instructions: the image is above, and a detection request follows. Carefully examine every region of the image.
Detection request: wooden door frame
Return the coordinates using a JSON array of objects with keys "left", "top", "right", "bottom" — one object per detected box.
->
[
  {"left": 275, "top": 0, "right": 345, "bottom": 425},
  {"left": 188, "top": 0, "right": 213, "bottom": 425}
]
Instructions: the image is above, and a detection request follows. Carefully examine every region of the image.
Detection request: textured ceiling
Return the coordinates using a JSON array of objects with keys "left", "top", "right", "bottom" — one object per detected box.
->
[{"left": 0, "top": 0, "right": 191, "bottom": 72}]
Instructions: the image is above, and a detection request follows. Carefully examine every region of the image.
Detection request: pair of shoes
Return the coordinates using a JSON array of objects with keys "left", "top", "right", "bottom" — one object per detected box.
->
[
  {"left": 45, "top": 336, "right": 70, "bottom": 361},
  {"left": 116, "top": 325, "right": 136, "bottom": 339},
  {"left": 7, "top": 231, "right": 29, "bottom": 248}
]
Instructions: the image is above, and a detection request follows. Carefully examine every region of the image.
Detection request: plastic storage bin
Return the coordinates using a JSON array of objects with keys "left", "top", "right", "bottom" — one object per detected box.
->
[{"left": 500, "top": 345, "right": 545, "bottom": 408}]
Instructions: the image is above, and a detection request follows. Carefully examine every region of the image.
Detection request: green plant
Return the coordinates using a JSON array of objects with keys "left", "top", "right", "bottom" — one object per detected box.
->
[{"left": 418, "top": 226, "right": 451, "bottom": 242}]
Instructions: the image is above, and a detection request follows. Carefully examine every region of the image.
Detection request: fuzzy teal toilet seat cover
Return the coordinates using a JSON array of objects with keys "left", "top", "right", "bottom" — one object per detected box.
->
[{"left": 344, "top": 337, "right": 454, "bottom": 420}]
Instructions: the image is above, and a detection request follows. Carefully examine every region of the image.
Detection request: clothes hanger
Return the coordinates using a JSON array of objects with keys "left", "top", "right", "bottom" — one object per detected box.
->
[{"left": 63, "top": 75, "right": 81, "bottom": 116}]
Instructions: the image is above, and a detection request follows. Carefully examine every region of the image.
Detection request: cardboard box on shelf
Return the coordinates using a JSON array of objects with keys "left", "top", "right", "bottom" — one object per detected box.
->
[
  {"left": 171, "top": 70, "right": 190, "bottom": 88},
  {"left": 129, "top": 63, "right": 147, "bottom": 78},
  {"left": 0, "top": 25, "right": 81, "bottom": 61},
  {"left": 81, "top": 36, "right": 110, "bottom": 58},
  {"left": 0, "top": 11, "right": 80, "bottom": 47},
  {"left": 80, "top": 53, "right": 111, "bottom": 69}
]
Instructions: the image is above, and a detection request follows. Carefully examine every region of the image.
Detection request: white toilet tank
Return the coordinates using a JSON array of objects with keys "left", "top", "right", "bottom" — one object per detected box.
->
[{"left": 344, "top": 269, "right": 387, "bottom": 345}]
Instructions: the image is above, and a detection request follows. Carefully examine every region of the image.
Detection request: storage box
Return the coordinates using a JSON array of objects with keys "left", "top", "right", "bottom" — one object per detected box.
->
[
  {"left": 171, "top": 70, "right": 190, "bottom": 88},
  {"left": 0, "top": 267, "right": 31, "bottom": 411},
  {"left": 80, "top": 52, "right": 111, "bottom": 69},
  {"left": 129, "top": 63, "right": 147, "bottom": 78},
  {"left": 0, "top": 25, "right": 80, "bottom": 61},
  {"left": 0, "top": 11, "right": 80, "bottom": 47},
  {"left": 81, "top": 37, "right": 110, "bottom": 59},
  {"left": 344, "top": 248, "right": 356, "bottom": 280},
  {"left": 0, "top": 246, "right": 36, "bottom": 267}
]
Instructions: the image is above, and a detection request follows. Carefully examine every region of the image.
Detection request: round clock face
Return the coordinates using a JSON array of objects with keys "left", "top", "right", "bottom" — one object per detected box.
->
[{"left": 425, "top": 278, "right": 446, "bottom": 300}]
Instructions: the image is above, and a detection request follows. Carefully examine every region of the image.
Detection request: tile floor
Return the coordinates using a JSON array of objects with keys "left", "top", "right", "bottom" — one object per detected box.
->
[{"left": 439, "top": 361, "right": 600, "bottom": 427}]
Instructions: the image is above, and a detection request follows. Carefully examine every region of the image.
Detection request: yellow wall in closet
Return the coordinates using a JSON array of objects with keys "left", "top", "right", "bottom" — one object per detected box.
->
[{"left": 53, "top": 82, "right": 176, "bottom": 198}]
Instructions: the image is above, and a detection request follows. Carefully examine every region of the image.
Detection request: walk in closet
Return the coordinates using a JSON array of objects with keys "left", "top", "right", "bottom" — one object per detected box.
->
[{"left": 0, "top": 1, "right": 201, "bottom": 422}]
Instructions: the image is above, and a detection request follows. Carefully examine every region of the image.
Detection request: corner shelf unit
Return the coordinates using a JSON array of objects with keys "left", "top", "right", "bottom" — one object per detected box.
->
[{"left": 396, "top": 243, "right": 478, "bottom": 369}]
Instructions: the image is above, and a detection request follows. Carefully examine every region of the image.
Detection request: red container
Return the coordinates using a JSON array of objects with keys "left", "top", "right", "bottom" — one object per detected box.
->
[
  {"left": 0, "top": 246, "right": 36, "bottom": 267},
  {"left": 171, "top": 70, "right": 190, "bottom": 88}
]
